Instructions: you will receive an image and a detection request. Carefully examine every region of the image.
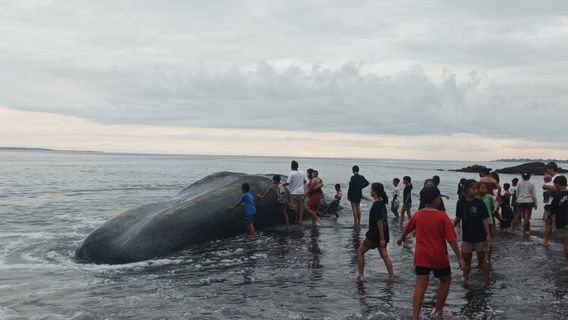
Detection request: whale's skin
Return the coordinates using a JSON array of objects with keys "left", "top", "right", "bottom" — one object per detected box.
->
[{"left": 75, "top": 172, "right": 285, "bottom": 264}]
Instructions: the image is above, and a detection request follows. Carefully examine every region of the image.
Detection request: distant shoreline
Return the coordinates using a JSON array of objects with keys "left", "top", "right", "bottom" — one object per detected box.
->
[
  {"left": 495, "top": 158, "right": 568, "bottom": 163},
  {"left": 0, "top": 147, "right": 104, "bottom": 154}
]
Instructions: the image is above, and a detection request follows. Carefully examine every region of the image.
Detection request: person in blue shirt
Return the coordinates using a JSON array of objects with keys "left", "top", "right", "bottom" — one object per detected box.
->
[{"left": 229, "top": 183, "right": 257, "bottom": 240}]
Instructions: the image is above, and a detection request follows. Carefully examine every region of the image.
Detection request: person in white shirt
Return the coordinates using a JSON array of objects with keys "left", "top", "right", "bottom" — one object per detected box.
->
[
  {"left": 391, "top": 178, "right": 401, "bottom": 218},
  {"left": 283, "top": 160, "right": 306, "bottom": 224}
]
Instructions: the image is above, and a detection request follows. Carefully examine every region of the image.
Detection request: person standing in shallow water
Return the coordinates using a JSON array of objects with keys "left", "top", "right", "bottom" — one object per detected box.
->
[
  {"left": 347, "top": 165, "right": 369, "bottom": 227},
  {"left": 400, "top": 176, "right": 413, "bottom": 229},
  {"left": 282, "top": 160, "right": 306, "bottom": 224},
  {"left": 398, "top": 187, "right": 464, "bottom": 320},
  {"left": 356, "top": 182, "right": 394, "bottom": 281},
  {"left": 512, "top": 172, "right": 538, "bottom": 235}
]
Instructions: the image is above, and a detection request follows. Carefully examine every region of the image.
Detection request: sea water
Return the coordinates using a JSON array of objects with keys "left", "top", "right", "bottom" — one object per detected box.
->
[{"left": 0, "top": 151, "right": 567, "bottom": 319}]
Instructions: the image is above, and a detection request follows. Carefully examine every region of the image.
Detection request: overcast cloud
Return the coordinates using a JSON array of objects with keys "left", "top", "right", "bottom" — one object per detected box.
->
[{"left": 1, "top": 0, "right": 567, "bottom": 144}]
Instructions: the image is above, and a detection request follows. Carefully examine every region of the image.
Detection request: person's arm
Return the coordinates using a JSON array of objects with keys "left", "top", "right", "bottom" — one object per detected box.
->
[
  {"left": 440, "top": 194, "right": 450, "bottom": 200},
  {"left": 361, "top": 176, "right": 370, "bottom": 189},
  {"left": 543, "top": 184, "right": 557, "bottom": 192},
  {"left": 258, "top": 186, "right": 274, "bottom": 201},
  {"left": 453, "top": 217, "right": 461, "bottom": 228},
  {"left": 531, "top": 184, "right": 538, "bottom": 209},
  {"left": 483, "top": 218, "right": 492, "bottom": 247},
  {"left": 377, "top": 219, "right": 386, "bottom": 247},
  {"left": 397, "top": 214, "right": 416, "bottom": 245},
  {"left": 228, "top": 200, "right": 243, "bottom": 210},
  {"left": 448, "top": 240, "right": 465, "bottom": 270}
]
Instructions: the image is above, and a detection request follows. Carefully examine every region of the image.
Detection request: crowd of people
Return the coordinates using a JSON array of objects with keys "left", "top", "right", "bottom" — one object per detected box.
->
[{"left": 229, "top": 160, "right": 568, "bottom": 320}]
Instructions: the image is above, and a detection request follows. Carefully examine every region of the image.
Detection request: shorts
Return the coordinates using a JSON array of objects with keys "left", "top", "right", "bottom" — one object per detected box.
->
[
  {"left": 517, "top": 202, "right": 534, "bottom": 210},
  {"left": 289, "top": 194, "right": 303, "bottom": 210},
  {"left": 403, "top": 202, "right": 412, "bottom": 210},
  {"left": 462, "top": 241, "right": 489, "bottom": 253},
  {"left": 308, "top": 195, "right": 321, "bottom": 209},
  {"left": 361, "top": 237, "right": 388, "bottom": 249},
  {"left": 556, "top": 228, "right": 568, "bottom": 240},
  {"left": 415, "top": 266, "right": 451, "bottom": 278},
  {"left": 246, "top": 213, "right": 256, "bottom": 224}
]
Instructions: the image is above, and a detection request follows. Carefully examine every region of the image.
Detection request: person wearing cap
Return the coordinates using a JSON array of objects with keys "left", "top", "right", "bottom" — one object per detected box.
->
[
  {"left": 398, "top": 187, "right": 464, "bottom": 320},
  {"left": 512, "top": 172, "right": 538, "bottom": 235}
]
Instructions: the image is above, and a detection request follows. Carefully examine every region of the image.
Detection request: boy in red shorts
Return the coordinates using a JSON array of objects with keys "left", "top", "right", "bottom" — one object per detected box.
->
[{"left": 398, "top": 187, "right": 464, "bottom": 320}]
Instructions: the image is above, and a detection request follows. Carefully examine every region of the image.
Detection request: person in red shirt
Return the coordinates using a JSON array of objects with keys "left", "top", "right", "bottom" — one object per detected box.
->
[{"left": 397, "top": 187, "right": 465, "bottom": 320}]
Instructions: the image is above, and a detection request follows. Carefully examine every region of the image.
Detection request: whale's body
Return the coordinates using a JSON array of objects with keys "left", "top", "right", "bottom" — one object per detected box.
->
[{"left": 75, "top": 172, "right": 285, "bottom": 264}]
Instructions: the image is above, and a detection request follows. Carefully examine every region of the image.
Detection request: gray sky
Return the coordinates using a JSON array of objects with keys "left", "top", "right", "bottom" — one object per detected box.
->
[{"left": 1, "top": 1, "right": 567, "bottom": 160}]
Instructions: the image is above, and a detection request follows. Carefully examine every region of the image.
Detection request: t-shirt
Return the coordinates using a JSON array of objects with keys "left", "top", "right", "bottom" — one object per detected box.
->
[
  {"left": 403, "top": 184, "right": 413, "bottom": 204},
  {"left": 544, "top": 174, "right": 559, "bottom": 205},
  {"left": 516, "top": 180, "right": 537, "bottom": 205},
  {"left": 480, "top": 195, "right": 494, "bottom": 225},
  {"left": 392, "top": 185, "right": 401, "bottom": 202},
  {"left": 366, "top": 200, "right": 389, "bottom": 243},
  {"left": 347, "top": 174, "right": 369, "bottom": 202},
  {"left": 403, "top": 209, "right": 457, "bottom": 269},
  {"left": 276, "top": 183, "right": 287, "bottom": 203},
  {"left": 456, "top": 198, "right": 489, "bottom": 243},
  {"left": 551, "top": 191, "right": 568, "bottom": 229},
  {"left": 286, "top": 170, "right": 306, "bottom": 195},
  {"left": 240, "top": 192, "right": 256, "bottom": 215}
]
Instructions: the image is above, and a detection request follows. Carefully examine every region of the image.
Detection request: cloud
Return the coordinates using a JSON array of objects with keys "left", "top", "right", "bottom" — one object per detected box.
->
[{"left": 0, "top": 0, "right": 567, "bottom": 147}]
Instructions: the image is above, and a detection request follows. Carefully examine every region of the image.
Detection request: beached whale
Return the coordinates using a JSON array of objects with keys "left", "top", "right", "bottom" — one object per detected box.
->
[{"left": 75, "top": 172, "right": 287, "bottom": 264}]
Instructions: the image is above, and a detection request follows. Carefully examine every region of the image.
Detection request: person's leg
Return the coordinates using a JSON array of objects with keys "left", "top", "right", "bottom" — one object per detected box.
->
[
  {"left": 391, "top": 203, "right": 399, "bottom": 218},
  {"left": 305, "top": 204, "right": 320, "bottom": 225},
  {"left": 378, "top": 246, "right": 395, "bottom": 280},
  {"left": 248, "top": 223, "right": 256, "bottom": 239},
  {"left": 539, "top": 211, "right": 552, "bottom": 245},
  {"left": 523, "top": 208, "right": 532, "bottom": 234},
  {"left": 434, "top": 275, "right": 451, "bottom": 316},
  {"left": 511, "top": 208, "right": 519, "bottom": 232},
  {"left": 412, "top": 274, "right": 429, "bottom": 320},
  {"left": 355, "top": 203, "right": 362, "bottom": 226},
  {"left": 462, "top": 252, "right": 472, "bottom": 282},
  {"left": 356, "top": 243, "right": 371, "bottom": 280},
  {"left": 298, "top": 196, "right": 305, "bottom": 223},
  {"left": 351, "top": 202, "right": 358, "bottom": 226},
  {"left": 400, "top": 207, "right": 407, "bottom": 229},
  {"left": 282, "top": 205, "right": 289, "bottom": 225},
  {"left": 477, "top": 251, "right": 490, "bottom": 288}
]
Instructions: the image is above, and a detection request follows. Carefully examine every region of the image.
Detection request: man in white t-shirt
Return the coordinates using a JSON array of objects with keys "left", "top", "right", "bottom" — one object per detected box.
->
[
  {"left": 539, "top": 162, "right": 560, "bottom": 246},
  {"left": 283, "top": 160, "right": 306, "bottom": 223}
]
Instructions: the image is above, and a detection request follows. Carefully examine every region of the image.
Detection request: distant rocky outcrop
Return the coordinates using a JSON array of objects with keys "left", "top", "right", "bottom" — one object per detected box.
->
[
  {"left": 450, "top": 165, "right": 491, "bottom": 173},
  {"left": 495, "top": 162, "right": 568, "bottom": 175}
]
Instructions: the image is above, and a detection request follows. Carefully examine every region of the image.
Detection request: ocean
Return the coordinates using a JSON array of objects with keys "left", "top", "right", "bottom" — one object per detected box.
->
[{"left": 0, "top": 150, "right": 566, "bottom": 319}]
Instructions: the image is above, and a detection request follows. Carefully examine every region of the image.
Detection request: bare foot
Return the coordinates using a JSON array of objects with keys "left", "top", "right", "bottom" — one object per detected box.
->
[
  {"left": 356, "top": 273, "right": 364, "bottom": 282},
  {"left": 538, "top": 239, "right": 549, "bottom": 246}
]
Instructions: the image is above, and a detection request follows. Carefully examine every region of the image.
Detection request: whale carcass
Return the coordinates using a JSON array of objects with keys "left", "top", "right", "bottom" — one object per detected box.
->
[{"left": 75, "top": 172, "right": 286, "bottom": 264}]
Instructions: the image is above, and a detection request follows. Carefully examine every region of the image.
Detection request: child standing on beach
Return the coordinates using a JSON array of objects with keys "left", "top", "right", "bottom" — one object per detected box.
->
[
  {"left": 454, "top": 180, "right": 492, "bottom": 288},
  {"left": 356, "top": 183, "right": 394, "bottom": 281},
  {"left": 391, "top": 178, "right": 401, "bottom": 218},
  {"left": 398, "top": 187, "right": 464, "bottom": 320},
  {"left": 229, "top": 183, "right": 257, "bottom": 240},
  {"left": 258, "top": 175, "right": 289, "bottom": 225},
  {"left": 400, "top": 176, "right": 413, "bottom": 229},
  {"left": 499, "top": 183, "right": 514, "bottom": 232}
]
